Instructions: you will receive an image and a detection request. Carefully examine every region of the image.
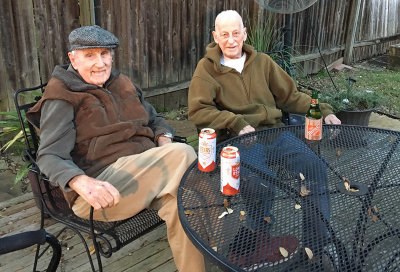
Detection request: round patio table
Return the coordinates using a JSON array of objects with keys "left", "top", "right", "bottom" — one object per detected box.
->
[{"left": 177, "top": 125, "right": 400, "bottom": 272}]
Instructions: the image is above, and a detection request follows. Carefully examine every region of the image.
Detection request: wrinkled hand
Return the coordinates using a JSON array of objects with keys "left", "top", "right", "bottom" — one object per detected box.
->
[
  {"left": 157, "top": 136, "right": 173, "bottom": 146},
  {"left": 239, "top": 125, "right": 256, "bottom": 135},
  {"left": 324, "top": 114, "right": 341, "bottom": 125},
  {"left": 68, "top": 175, "right": 121, "bottom": 210}
]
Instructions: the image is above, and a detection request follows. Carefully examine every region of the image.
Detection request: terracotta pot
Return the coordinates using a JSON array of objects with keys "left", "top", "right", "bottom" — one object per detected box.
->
[{"left": 336, "top": 109, "right": 373, "bottom": 126}]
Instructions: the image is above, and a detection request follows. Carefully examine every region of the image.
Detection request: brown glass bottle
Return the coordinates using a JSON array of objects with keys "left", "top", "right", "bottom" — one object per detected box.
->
[{"left": 305, "top": 90, "right": 322, "bottom": 140}]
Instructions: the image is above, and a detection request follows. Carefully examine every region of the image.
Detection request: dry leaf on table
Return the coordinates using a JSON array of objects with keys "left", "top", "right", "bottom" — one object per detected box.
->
[
  {"left": 279, "top": 247, "right": 289, "bottom": 257},
  {"left": 337, "top": 150, "right": 341, "bottom": 157},
  {"left": 373, "top": 206, "right": 378, "bottom": 213},
  {"left": 239, "top": 215, "right": 246, "bottom": 221},
  {"left": 184, "top": 210, "right": 195, "bottom": 215},
  {"left": 295, "top": 204, "right": 301, "bottom": 210},
  {"left": 264, "top": 216, "right": 272, "bottom": 223},
  {"left": 299, "top": 173, "right": 305, "bottom": 181},
  {"left": 300, "top": 185, "right": 311, "bottom": 196},
  {"left": 218, "top": 211, "right": 228, "bottom": 219},
  {"left": 305, "top": 247, "right": 313, "bottom": 259},
  {"left": 224, "top": 199, "right": 229, "bottom": 208}
]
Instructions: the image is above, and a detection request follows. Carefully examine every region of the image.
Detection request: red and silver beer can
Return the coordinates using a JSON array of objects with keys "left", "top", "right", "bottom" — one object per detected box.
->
[
  {"left": 220, "top": 146, "right": 240, "bottom": 195},
  {"left": 198, "top": 128, "right": 216, "bottom": 172}
]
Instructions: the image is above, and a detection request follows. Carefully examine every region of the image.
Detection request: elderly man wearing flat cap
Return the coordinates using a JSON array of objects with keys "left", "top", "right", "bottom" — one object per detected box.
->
[{"left": 28, "top": 25, "right": 205, "bottom": 271}]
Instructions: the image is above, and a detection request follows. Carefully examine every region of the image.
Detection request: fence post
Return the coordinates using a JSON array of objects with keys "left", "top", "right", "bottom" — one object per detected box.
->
[
  {"left": 79, "top": 0, "right": 95, "bottom": 26},
  {"left": 344, "top": 0, "right": 362, "bottom": 64}
]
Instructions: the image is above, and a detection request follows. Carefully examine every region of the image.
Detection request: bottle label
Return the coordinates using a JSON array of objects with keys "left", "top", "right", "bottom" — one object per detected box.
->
[{"left": 305, "top": 117, "right": 322, "bottom": 140}]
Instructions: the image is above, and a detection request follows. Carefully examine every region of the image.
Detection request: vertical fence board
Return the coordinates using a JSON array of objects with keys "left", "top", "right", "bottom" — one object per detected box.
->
[{"left": 1, "top": 0, "right": 400, "bottom": 112}]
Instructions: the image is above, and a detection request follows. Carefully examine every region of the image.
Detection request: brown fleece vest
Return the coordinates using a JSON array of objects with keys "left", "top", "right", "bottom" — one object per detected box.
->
[{"left": 28, "top": 74, "right": 156, "bottom": 178}]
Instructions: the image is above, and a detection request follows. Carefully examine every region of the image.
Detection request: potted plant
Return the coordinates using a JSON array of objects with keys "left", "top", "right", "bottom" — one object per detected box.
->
[{"left": 319, "top": 77, "right": 384, "bottom": 126}]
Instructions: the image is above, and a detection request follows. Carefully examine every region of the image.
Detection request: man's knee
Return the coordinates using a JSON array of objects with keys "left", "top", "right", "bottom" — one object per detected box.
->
[{"left": 169, "top": 143, "right": 197, "bottom": 163}]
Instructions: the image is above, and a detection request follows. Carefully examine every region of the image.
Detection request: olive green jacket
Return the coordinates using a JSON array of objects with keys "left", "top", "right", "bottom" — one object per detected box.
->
[{"left": 188, "top": 43, "right": 333, "bottom": 140}]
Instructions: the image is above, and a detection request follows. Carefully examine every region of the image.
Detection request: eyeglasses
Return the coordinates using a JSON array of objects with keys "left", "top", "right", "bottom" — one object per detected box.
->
[{"left": 218, "top": 31, "right": 242, "bottom": 41}]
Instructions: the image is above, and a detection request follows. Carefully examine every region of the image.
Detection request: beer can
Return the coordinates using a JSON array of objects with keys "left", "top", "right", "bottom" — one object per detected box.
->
[
  {"left": 198, "top": 128, "right": 216, "bottom": 172},
  {"left": 220, "top": 146, "right": 240, "bottom": 195}
]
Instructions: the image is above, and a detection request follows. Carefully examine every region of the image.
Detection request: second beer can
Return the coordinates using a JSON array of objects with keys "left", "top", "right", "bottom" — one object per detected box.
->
[
  {"left": 220, "top": 146, "right": 240, "bottom": 195},
  {"left": 198, "top": 128, "right": 216, "bottom": 172}
]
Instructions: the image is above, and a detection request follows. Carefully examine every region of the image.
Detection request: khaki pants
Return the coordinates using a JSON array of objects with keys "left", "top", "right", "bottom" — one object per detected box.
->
[{"left": 72, "top": 143, "right": 205, "bottom": 272}]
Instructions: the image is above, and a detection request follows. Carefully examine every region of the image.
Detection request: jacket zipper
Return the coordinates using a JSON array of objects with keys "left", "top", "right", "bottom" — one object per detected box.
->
[
  {"left": 238, "top": 73, "right": 250, "bottom": 101},
  {"left": 101, "top": 87, "right": 120, "bottom": 120}
]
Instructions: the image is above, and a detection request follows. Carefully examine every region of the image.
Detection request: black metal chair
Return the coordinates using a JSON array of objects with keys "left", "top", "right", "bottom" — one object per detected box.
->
[
  {"left": 14, "top": 84, "right": 177, "bottom": 272},
  {"left": 0, "top": 229, "right": 61, "bottom": 272}
]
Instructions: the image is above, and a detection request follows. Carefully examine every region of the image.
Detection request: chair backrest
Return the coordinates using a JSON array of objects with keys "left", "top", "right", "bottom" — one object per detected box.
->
[
  {"left": 14, "top": 83, "right": 47, "bottom": 163},
  {"left": 14, "top": 84, "right": 73, "bottom": 215}
]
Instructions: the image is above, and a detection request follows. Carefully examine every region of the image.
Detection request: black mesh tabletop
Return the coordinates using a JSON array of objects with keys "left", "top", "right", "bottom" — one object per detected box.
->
[{"left": 177, "top": 125, "right": 400, "bottom": 272}]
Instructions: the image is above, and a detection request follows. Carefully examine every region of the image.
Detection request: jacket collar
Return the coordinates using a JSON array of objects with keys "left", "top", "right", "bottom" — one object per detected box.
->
[{"left": 205, "top": 42, "right": 257, "bottom": 73}]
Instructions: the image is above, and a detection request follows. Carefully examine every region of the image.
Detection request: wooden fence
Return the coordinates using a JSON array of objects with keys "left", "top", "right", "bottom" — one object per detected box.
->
[{"left": 1, "top": 0, "right": 399, "bottom": 112}]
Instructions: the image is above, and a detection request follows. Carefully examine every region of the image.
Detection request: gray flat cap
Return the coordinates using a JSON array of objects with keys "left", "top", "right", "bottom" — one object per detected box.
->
[{"left": 69, "top": 25, "right": 120, "bottom": 51}]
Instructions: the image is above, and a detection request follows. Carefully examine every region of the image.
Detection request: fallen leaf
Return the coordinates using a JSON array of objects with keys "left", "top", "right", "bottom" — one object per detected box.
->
[
  {"left": 300, "top": 185, "right": 311, "bottom": 196},
  {"left": 16, "top": 267, "right": 23, "bottom": 271},
  {"left": 239, "top": 215, "right": 246, "bottom": 221},
  {"left": 240, "top": 211, "right": 245, "bottom": 215},
  {"left": 264, "top": 216, "right": 272, "bottom": 223},
  {"left": 218, "top": 211, "right": 228, "bottom": 219},
  {"left": 391, "top": 137, "right": 395, "bottom": 143},
  {"left": 337, "top": 150, "right": 341, "bottom": 157},
  {"left": 89, "top": 245, "right": 95, "bottom": 255},
  {"left": 279, "top": 247, "right": 288, "bottom": 257},
  {"left": 295, "top": 204, "right": 301, "bottom": 210},
  {"left": 372, "top": 215, "right": 378, "bottom": 222},
  {"left": 344, "top": 180, "right": 350, "bottom": 191},
  {"left": 305, "top": 247, "right": 313, "bottom": 259},
  {"left": 373, "top": 206, "right": 378, "bottom": 213},
  {"left": 299, "top": 173, "right": 305, "bottom": 181},
  {"left": 212, "top": 246, "right": 218, "bottom": 251},
  {"left": 226, "top": 208, "right": 233, "bottom": 214},
  {"left": 349, "top": 188, "right": 359, "bottom": 192},
  {"left": 367, "top": 208, "right": 372, "bottom": 214},
  {"left": 184, "top": 210, "right": 195, "bottom": 215},
  {"left": 224, "top": 199, "right": 229, "bottom": 208}
]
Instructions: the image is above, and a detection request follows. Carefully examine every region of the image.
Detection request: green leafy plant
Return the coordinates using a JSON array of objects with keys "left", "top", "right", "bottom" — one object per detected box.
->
[
  {"left": 0, "top": 110, "right": 31, "bottom": 184},
  {"left": 246, "top": 14, "right": 283, "bottom": 54},
  {"left": 320, "top": 77, "right": 384, "bottom": 113},
  {"left": 0, "top": 110, "right": 26, "bottom": 152}
]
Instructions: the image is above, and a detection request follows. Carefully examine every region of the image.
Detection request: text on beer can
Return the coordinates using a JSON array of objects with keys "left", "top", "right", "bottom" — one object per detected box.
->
[
  {"left": 198, "top": 128, "right": 216, "bottom": 172},
  {"left": 220, "top": 146, "right": 240, "bottom": 195}
]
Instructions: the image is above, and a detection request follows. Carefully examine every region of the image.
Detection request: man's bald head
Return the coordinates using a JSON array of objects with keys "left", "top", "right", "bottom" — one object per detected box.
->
[
  {"left": 215, "top": 10, "right": 244, "bottom": 32},
  {"left": 213, "top": 10, "right": 247, "bottom": 60}
]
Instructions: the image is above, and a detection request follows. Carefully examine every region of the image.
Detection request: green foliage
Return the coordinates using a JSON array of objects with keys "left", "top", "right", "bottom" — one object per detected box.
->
[
  {"left": 0, "top": 110, "right": 26, "bottom": 152},
  {"left": 320, "top": 78, "right": 384, "bottom": 113},
  {"left": 0, "top": 110, "right": 32, "bottom": 184},
  {"left": 246, "top": 14, "right": 283, "bottom": 54}
]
